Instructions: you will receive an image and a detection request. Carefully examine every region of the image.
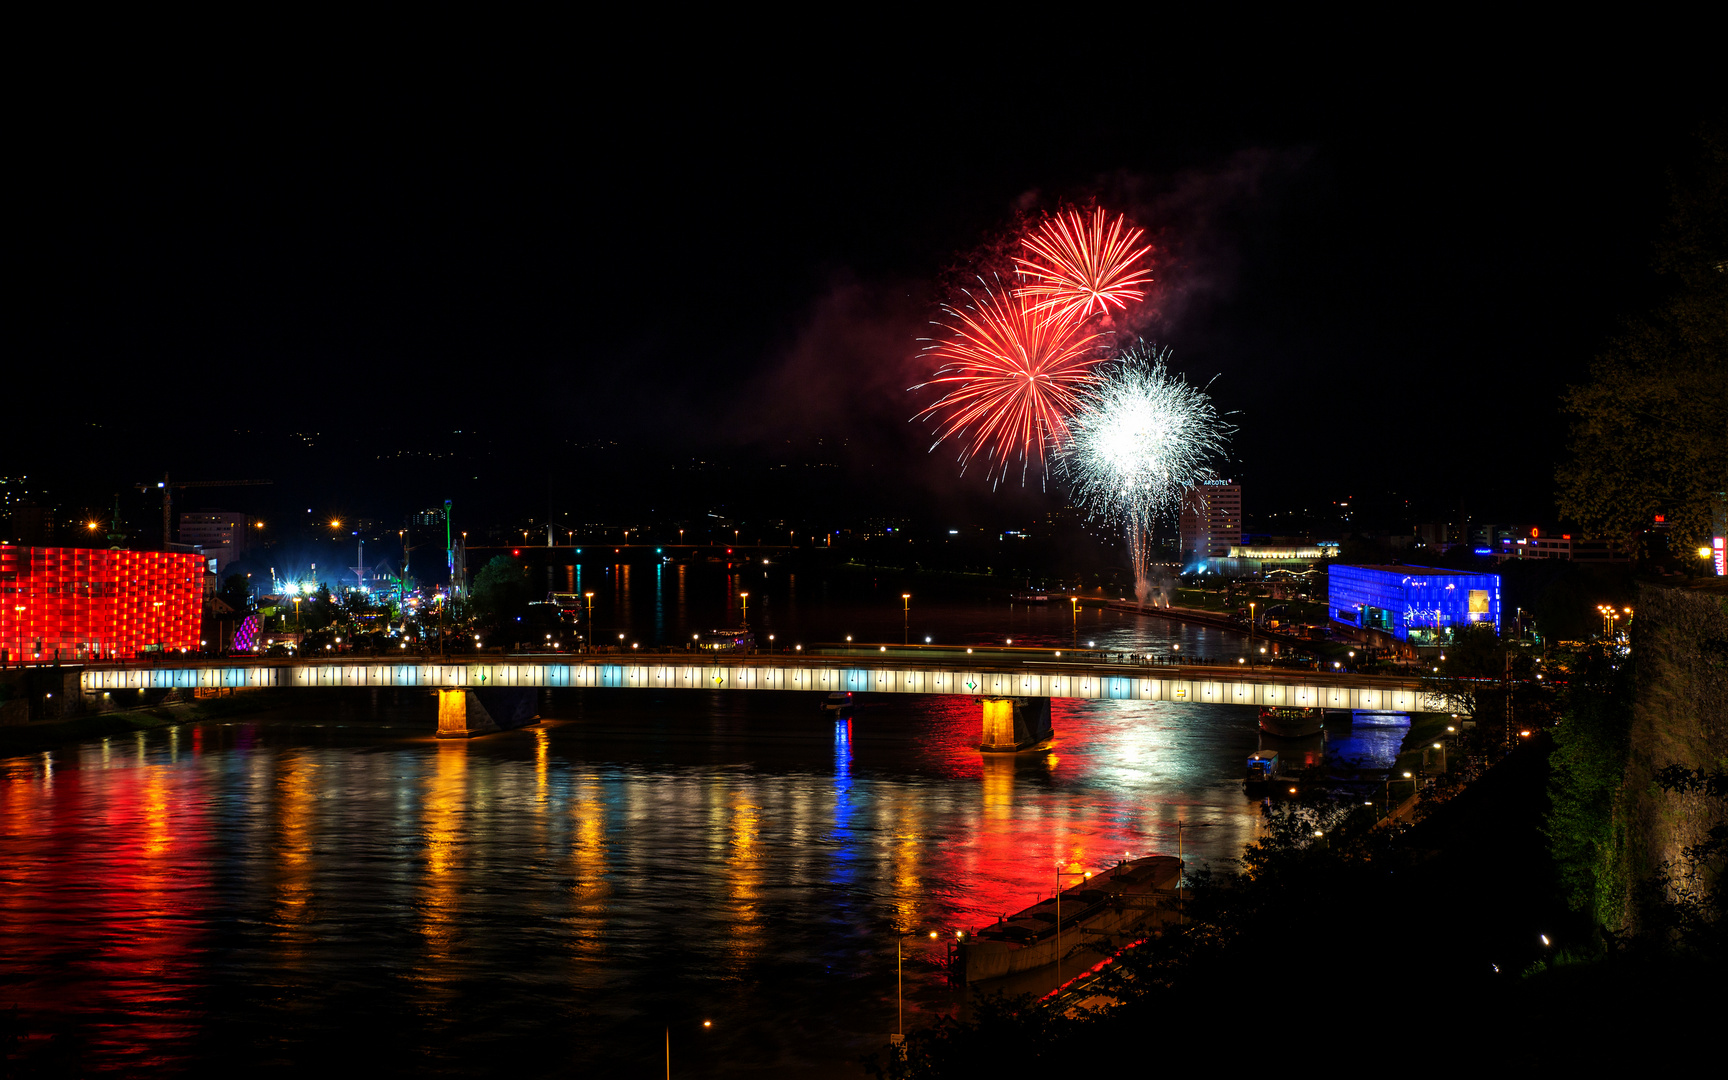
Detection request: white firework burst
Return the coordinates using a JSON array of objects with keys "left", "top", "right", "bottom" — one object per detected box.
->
[{"left": 1056, "top": 345, "right": 1232, "bottom": 597}]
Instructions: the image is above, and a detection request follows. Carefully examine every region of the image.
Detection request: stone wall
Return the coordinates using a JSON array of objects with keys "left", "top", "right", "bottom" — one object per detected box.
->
[{"left": 1622, "top": 584, "right": 1728, "bottom": 926}]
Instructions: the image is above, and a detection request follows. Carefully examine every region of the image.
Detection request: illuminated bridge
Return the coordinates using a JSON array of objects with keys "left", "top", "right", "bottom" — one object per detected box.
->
[{"left": 79, "top": 651, "right": 1437, "bottom": 745}]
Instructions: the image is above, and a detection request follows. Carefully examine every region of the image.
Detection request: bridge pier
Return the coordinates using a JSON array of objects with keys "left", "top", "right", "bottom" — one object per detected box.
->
[
  {"left": 980, "top": 696, "right": 1053, "bottom": 754},
  {"left": 436, "top": 687, "right": 539, "bottom": 739}
]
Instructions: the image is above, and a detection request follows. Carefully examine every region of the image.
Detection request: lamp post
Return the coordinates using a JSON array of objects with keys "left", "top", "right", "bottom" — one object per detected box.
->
[
  {"left": 1249, "top": 600, "right": 1256, "bottom": 652},
  {"left": 894, "top": 930, "right": 939, "bottom": 1047},
  {"left": 666, "top": 1019, "right": 714, "bottom": 1079},
  {"left": 739, "top": 591, "right": 749, "bottom": 627},
  {"left": 901, "top": 593, "right": 911, "bottom": 645},
  {"left": 1053, "top": 864, "right": 1092, "bottom": 989},
  {"left": 584, "top": 592, "right": 594, "bottom": 651}
]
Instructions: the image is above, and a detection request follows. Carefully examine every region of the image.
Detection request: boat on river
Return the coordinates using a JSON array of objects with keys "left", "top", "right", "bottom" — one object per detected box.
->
[
  {"left": 1245, "top": 750, "right": 1281, "bottom": 785},
  {"left": 1259, "top": 706, "right": 1324, "bottom": 737},
  {"left": 955, "top": 855, "right": 1182, "bottom": 983}
]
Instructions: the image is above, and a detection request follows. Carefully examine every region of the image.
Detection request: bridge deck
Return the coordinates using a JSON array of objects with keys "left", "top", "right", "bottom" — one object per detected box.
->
[{"left": 79, "top": 655, "right": 1436, "bottom": 712}]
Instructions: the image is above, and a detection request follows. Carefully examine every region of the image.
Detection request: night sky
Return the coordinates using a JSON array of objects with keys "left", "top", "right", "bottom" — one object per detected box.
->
[{"left": 12, "top": 61, "right": 1718, "bottom": 537}]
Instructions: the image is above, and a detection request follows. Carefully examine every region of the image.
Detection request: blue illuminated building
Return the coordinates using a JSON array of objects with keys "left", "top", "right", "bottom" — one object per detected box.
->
[{"left": 1328, "top": 564, "right": 1500, "bottom": 644}]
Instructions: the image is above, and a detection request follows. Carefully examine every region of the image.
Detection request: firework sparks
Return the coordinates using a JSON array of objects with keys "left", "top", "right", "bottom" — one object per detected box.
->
[
  {"left": 1014, "top": 207, "right": 1153, "bottom": 322},
  {"left": 1056, "top": 345, "right": 1232, "bottom": 595},
  {"left": 914, "top": 281, "right": 1103, "bottom": 486}
]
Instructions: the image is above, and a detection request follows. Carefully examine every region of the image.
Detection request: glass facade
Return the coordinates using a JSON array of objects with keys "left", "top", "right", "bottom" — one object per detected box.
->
[
  {"left": 1328, "top": 564, "right": 1500, "bottom": 644},
  {"left": 0, "top": 546, "right": 204, "bottom": 661}
]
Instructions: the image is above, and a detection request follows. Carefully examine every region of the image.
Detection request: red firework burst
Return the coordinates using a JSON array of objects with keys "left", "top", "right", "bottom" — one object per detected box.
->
[
  {"left": 915, "top": 282, "right": 1103, "bottom": 485},
  {"left": 1014, "top": 207, "right": 1153, "bottom": 322}
]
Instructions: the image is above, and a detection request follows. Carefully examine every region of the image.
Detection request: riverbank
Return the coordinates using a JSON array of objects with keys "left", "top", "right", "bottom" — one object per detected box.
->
[
  {"left": 871, "top": 734, "right": 1572, "bottom": 1075},
  {"left": 0, "top": 689, "right": 303, "bottom": 759}
]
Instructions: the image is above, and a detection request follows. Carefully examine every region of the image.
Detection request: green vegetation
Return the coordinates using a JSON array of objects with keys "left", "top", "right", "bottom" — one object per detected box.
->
[
  {"left": 469, "top": 554, "right": 534, "bottom": 628},
  {"left": 1546, "top": 646, "right": 1635, "bottom": 927}
]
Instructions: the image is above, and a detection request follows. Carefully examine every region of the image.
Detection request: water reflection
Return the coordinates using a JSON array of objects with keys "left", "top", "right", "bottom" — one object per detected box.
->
[
  {"left": 2, "top": 677, "right": 1295, "bottom": 1072},
  {"left": 419, "top": 741, "right": 468, "bottom": 977},
  {"left": 273, "top": 753, "right": 317, "bottom": 957},
  {"left": 568, "top": 769, "right": 611, "bottom": 965}
]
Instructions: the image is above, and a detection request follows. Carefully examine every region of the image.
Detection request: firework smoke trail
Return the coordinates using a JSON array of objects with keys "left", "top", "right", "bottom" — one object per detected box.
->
[
  {"left": 1014, "top": 207, "right": 1153, "bottom": 323},
  {"left": 913, "top": 280, "right": 1104, "bottom": 487},
  {"left": 1056, "top": 345, "right": 1233, "bottom": 604}
]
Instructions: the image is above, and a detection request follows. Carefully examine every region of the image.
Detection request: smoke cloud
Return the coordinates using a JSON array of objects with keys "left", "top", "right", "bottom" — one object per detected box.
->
[{"left": 1094, "top": 146, "right": 1315, "bottom": 339}]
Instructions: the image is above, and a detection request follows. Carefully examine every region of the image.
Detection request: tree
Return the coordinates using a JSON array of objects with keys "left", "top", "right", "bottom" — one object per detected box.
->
[
  {"left": 218, "top": 573, "right": 253, "bottom": 614},
  {"left": 1545, "top": 644, "right": 1634, "bottom": 926},
  {"left": 469, "top": 555, "right": 532, "bottom": 631},
  {"left": 1420, "top": 622, "right": 1508, "bottom": 721},
  {"left": 1557, "top": 126, "right": 1728, "bottom": 556}
]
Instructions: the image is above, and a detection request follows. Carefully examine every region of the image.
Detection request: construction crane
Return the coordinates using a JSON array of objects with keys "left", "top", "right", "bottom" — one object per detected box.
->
[{"left": 134, "top": 473, "right": 272, "bottom": 549}]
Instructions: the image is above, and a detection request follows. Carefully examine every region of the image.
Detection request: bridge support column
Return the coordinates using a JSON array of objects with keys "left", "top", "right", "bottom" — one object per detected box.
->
[
  {"left": 979, "top": 696, "right": 1053, "bottom": 753},
  {"left": 437, "top": 688, "right": 499, "bottom": 739},
  {"left": 435, "top": 687, "right": 540, "bottom": 738}
]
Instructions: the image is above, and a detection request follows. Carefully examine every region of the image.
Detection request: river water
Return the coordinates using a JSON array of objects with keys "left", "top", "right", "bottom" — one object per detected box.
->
[{"left": 0, "top": 568, "right": 1407, "bottom": 1075}]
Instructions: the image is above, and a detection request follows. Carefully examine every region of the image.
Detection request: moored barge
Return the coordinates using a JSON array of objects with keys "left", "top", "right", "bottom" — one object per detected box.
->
[{"left": 955, "top": 855, "right": 1181, "bottom": 983}]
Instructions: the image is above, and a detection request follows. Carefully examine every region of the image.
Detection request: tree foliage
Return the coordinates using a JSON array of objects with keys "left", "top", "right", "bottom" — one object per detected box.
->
[
  {"left": 1557, "top": 126, "right": 1728, "bottom": 555},
  {"left": 218, "top": 573, "right": 252, "bottom": 614},
  {"left": 1545, "top": 645, "right": 1634, "bottom": 926},
  {"left": 468, "top": 555, "right": 532, "bottom": 630},
  {"left": 1419, "top": 623, "right": 1544, "bottom": 727}
]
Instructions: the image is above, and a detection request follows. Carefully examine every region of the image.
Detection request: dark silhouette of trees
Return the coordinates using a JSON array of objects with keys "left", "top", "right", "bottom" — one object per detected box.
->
[
  {"left": 468, "top": 555, "right": 532, "bottom": 631},
  {"left": 1557, "top": 126, "right": 1727, "bottom": 556}
]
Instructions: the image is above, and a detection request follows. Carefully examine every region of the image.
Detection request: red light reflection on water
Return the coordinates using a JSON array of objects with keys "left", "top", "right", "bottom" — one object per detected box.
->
[
  {"left": 0, "top": 737, "right": 212, "bottom": 1070},
  {"left": 886, "top": 694, "right": 1256, "bottom": 944}
]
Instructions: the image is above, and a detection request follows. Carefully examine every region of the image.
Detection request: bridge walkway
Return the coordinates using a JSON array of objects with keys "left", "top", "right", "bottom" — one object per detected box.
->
[{"left": 77, "top": 652, "right": 1435, "bottom": 712}]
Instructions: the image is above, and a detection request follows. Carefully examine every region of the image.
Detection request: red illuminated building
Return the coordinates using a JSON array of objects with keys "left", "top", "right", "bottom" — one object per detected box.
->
[{"left": 0, "top": 546, "right": 203, "bottom": 662}]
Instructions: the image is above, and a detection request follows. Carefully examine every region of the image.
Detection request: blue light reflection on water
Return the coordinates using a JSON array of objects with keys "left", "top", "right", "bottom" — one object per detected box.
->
[
  {"left": 1326, "top": 713, "right": 1411, "bottom": 772},
  {"left": 830, "top": 716, "right": 860, "bottom": 898},
  {"left": 0, "top": 587, "right": 1342, "bottom": 1074}
]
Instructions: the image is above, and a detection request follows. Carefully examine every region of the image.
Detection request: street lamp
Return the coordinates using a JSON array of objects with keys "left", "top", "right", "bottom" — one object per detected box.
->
[
  {"left": 739, "top": 591, "right": 749, "bottom": 626},
  {"left": 893, "top": 930, "right": 940, "bottom": 1047},
  {"left": 584, "top": 592, "right": 595, "bottom": 650},
  {"left": 667, "top": 1019, "right": 715, "bottom": 1078},
  {"left": 901, "top": 593, "right": 911, "bottom": 645},
  {"left": 1054, "top": 864, "right": 1092, "bottom": 988}
]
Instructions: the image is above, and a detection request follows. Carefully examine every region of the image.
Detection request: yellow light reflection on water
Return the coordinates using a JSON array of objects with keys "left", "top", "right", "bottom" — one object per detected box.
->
[
  {"left": 419, "top": 741, "right": 469, "bottom": 975},
  {"left": 725, "top": 789, "right": 763, "bottom": 970},
  {"left": 889, "top": 798, "right": 924, "bottom": 930},
  {"left": 570, "top": 773, "right": 611, "bottom": 961},
  {"left": 534, "top": 726, "right": 550, "bottom": 808},
  {"left": 272, "top": 754, "right": 318, "bottom": 957},
  {"left": 981, "top": 756, "right": 1014, "bottom": 822}
]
